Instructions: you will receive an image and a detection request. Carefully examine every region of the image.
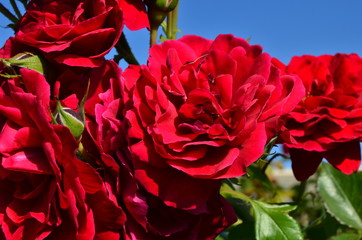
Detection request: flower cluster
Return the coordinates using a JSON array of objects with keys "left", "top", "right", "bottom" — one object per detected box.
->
[
  {"left": 275, "top": 54, "right": 362, "bottom": 180},
  {"left": 0, "top": 0, "right": 361, "bottom": 239}
]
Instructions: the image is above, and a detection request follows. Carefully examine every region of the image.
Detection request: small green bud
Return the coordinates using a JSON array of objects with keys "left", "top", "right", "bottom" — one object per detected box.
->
[
  {"left": 53, "top": 101, "right": 85, "bottom": 139},
  {"left": 151, "top": 0, "right": 179, "bottom": 12},
  {"left": 145, "top": 0, "right": 179, "bottom": 30}
]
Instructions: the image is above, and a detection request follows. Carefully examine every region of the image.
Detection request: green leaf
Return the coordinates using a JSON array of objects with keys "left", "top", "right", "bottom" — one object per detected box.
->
[
  {"left": 226, "top": 197, "right": 254, "bottom": 222},
  {"left": 330, "top": 233, "right": 362, "bottom": 240},
  {"left": 159, "top": 34, "right": 168, "bottom": 42},
  {"left": 228, "top": 222, "right": 256, "bottom": 240},
  {"left": 252, "top": 200, "right": 303, "bottom": 240},
  {"left": 161, "top": 20, "right": 167, "bottom": 33},
  {"left": 215, "top": 235, "right": 225, "bottom": 240},
  {"left": 220, "top": 183, "right": 250, "bottom": 202},
  {"left": 220, "top": 183, "right": 303, "bottom": 240},
  {"left": 7, "top": 52, "right": 45, "bottom": 75},
  {"left": 317, "top": 163, "right": 362, "bottom": 230},
  {"left": 305, "top": 211, "right": 345, "bottom": 240}
]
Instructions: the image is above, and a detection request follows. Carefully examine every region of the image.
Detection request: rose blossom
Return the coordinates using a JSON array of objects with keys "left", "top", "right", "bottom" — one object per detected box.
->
[
  {"left": 118, "top": 0, "right": 149, "bottom": 30},
  {"left": 0, "top": 66, "right": 125, "bottom": 238},
  {"left": 13, "top": 0, "right": 124, "bottom": 67},
  {"left": 122, "top": 34, "right": 305, "bottom": 182},
  {"left": 277, "top": 54, "right": 362, "bottom": 180},
  {"left": 84, "top": 63, "right": 236, "bottom": 239}
]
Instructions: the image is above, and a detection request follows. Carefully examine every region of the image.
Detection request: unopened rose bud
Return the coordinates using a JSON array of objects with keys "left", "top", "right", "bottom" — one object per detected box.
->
[
  {"left": 145, "top": 0, "right": 179, "bottom": 30},
  {"left": 53, "top": 101, "right": 85, "bottom": 140},
  {"left": 152, "top": 0, "right": 179, "bottom": 12}
]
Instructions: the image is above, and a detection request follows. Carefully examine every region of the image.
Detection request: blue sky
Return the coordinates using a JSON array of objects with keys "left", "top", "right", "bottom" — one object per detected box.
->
[
  {"left": 122, "top": 0, "right": 362, "bottom": 66},
  {"left": 1, "top": 0, "right": 362, "bottom": 67}
]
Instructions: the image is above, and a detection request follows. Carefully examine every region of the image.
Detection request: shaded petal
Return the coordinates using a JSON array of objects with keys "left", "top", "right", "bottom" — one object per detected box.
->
[
  {"left": 289, "top": 148, "right": 323, "bottom": 181},
  {"left": 324, "top": 140, "right": 361, "bottom": 174}
]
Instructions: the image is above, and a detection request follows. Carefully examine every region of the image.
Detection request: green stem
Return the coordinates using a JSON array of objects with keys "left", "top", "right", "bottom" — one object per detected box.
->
[
  {"left": 171, "top": 3, "right": 179, "bottom": 39},
  {"left": 262, "top": 153, "right": 289, "bottom": 173},
  {"left": 0, "top": 3, "right": 18, "bottom": 26},
  {"left": 114, "top": 33, "right": 139, "bottom": 65},
  {"left": 166, "top": 3, "right": 179, "bottom": 40},
  {"left": 295, "top": 180, "right": 307, "bottom": 204},
  {"left": 10, "top": 0, "right": 22, "bottom": 19},
  {"left": 166, "top": 10, "right": 173, "bottom": 39},
  {"left": 0, "top": 58, "right": 18, "bottom": 76},
  {"left": 150, "top": 27, "right": 158, "bottom": 47}
]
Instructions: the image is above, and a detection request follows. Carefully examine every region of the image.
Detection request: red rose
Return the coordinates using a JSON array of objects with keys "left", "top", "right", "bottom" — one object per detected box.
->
[
  {"left": 84, "top": 69, "right": 236, "bottom": 239},
  {"left": 122, "top": 34, "right": 304, "bottom": 181},
  {"left": 44, "top": 60, "right": 123, "bottom": 118},
  {"left": 278, "top": 54, "right": 362, "bottom": 180},
  {"left": 118, "top": 0, "right": 149, "bottom": 30},
  {"left": 0, "top": 69, "right": 125, "bottom": 238},
  {"left": 14, "top": 0, "right": 123, "bottom": 67},
  {"left": 121, "top": 187, "right": 236, "bottom": 240}
]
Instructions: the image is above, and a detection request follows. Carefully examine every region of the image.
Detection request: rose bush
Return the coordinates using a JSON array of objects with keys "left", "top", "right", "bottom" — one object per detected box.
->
[
  {"left": 0, "top": 66, "right": 125, "bottom": 238},
  {"left": 84, "top": 65, "right": 236, "bottom": 239},
  {"left": 122, "top": 34, "right": 305, "bottom": 183},
  {"left": 3, "top": 0, "right": 362, "bottom": 238},
  {"left": 276, "top": 54, "right": 362, "bottom": 180},
  {"left": 13, "top": 0, "right": 125, "bottom": 67}
]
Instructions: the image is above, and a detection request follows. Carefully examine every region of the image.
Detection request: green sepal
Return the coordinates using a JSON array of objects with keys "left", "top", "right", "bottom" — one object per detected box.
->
[
  {"left": 0, "top": 73, "right": 21, "bottom": 78},
  {"left": 51, "top": 82, "right": 88, "bottom": 140},
  {"left": 78, "top": 80, "right": 90, "bottom": 124},
  {"left": 0, "top": 52, "right": 45, "bottom": 75},
  {"left": 53, "top": 101, "right": 85, "bottom": 140}
]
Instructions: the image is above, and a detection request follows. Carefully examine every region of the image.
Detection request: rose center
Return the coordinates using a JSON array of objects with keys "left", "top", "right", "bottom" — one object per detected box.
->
[{"left": 178, "top": 101, "right": 220, "bottom": 126}]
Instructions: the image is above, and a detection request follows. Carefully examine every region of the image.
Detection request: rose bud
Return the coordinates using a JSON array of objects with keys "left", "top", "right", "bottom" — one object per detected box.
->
[
  {"left": 151, "top": 0, "right": 179, "bottom": 11},
  {"left": 53, "top": 101, "right": 85, "bottom": 140},
  {"left": 145, "top": 0, "right": 179, "bottom": 30}
]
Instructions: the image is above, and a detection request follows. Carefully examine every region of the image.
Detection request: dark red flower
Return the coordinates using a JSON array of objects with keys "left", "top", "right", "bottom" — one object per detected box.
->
[
  {"left": 84, "top": 66, "right": 236, "bottom": 239},
  {"left": 278, "top": 54, "right": 362, "bottom": 180},
  {"left": 122, "top": 34, "right": 304, "bottom": 181},
  {"left": 14, "top": 0, "right": 123, "bottom": 67},
  {"left": 0, "top": 67, "right": 125, "bottom": 238}
]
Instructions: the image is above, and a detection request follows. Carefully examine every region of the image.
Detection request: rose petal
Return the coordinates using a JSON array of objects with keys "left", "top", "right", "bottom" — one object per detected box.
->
[{"left": 289, "top": 148, "right": 323, "bottom": 181}]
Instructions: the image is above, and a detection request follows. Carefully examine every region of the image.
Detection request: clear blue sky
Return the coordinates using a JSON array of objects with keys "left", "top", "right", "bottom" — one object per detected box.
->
[
  {"left": 1, "top": 0, "right": 362, "bottom": 67},
  {"left": 123, "top": 0, "right": 362, "bottom": 66}
]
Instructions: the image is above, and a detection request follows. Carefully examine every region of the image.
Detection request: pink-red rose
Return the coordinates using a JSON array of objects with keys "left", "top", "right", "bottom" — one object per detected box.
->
[
  {"left": 122, "top": 34, "right": 305, "bottom": 181},
  {"left": 277, "top": 54, "right": 362, "bottom": 180},
  {"left": 0, "top": 68, "right": 125, "bottom": 239},
  {"left": 14, "top": 0, "right": 124, "bottom": 67}
]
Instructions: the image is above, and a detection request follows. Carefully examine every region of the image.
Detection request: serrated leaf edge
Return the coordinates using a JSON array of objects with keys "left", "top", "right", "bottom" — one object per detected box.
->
[
  {"left": 317, "top": 166, "right": 362, "bottom": 230},
  {"left": 252, "top": 201, "right": 303, "bottom": 240}
]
